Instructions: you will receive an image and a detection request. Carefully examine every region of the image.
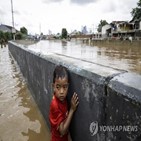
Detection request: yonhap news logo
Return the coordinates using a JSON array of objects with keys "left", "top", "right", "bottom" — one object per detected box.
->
[
  {"left": 89, "top": 121, "right": 99, "bottom": 136},
  {"left": 89, "top": 121, "right": 138, "bottom": 136}
]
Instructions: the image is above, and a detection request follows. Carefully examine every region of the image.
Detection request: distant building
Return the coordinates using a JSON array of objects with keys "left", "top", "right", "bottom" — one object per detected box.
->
[
  {"left": 130, "top": 18, "right": 141, "bottom": 30},
  {"left": 130, "top": 18, "right": 141, "bottom": 38},
  {"left": 48, "top": 30, "right": 52, "bottom": 35},
  {"left": 0, "top": 24, "right": 17, "bottom": 33},
  {"left": 112, "top": 21, "right": 134, "bottom": 32},
  {"left": 81, "top": 26, "right": 88, "bottom": 34},
  {"left": 101, "top": 24, "right": 112, "bottom": 38},
  {"left": 100, "top": 20, "right": 141, "bottom": 38}
]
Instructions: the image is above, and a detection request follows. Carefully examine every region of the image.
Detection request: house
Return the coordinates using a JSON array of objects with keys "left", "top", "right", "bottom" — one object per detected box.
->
[
  {"left": 117, "top": 21, "right": 133, "bottom": 32},
  {"left": 100, "top": 20, "right": 141, "bottom": 39},
  {"left": 109, "top": 21, "right": 135, "bottom": 38},
  {"left": 130, "top": 18, "right": 141, "bottom": 30},
  {"left": 0, "top": 24, "right": 16, "bottom": 33},
  {"left": 130, "top": 19, "right": 141, "bottom": 38},
  {"left": 111, "top": 21, "right": 133, "bottom": 32},
  {"left": 101, "top": 21, "right": 134, "bottom": 38},
  {"left": 101, "top": 24, "right": 112, "bottom": 38},
  {"left": 81, "top": 26, "right": 88, "bottom": 34}
]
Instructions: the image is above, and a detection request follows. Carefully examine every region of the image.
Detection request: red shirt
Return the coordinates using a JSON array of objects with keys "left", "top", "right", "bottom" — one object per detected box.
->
[{"left": 49, "top": 95, "right": 68, "bottom": 141}]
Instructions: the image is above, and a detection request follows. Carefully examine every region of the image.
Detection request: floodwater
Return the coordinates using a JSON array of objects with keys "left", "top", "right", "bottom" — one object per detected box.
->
[
  {"left": 28, "top": 39, "right": 141, "bottom": 75},
  {"left": 1, "top": 40, "right": 140, "bottom": 140},
  {"left": 0, "top": 46, "right": 50, "bottom": 141}
]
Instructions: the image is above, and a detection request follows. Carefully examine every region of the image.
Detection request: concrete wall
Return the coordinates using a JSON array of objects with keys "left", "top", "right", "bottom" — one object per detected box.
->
[
  {"left": 8, "top": 41, "right": 141, "bottom": 141},
  {"left": 106, "top": 73, "right": 141, "bottom": 141}
]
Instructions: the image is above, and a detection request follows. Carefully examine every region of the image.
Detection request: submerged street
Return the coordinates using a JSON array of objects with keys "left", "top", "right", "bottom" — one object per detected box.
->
[
  {"left": 0, "top": 39, "right": 141, "bottom": 141},
  {"left": 0, "top": 46, "right": 50, "bottom": 141},
  {"left": 28, "top": 39, "right": 141, "bottom": 75}
]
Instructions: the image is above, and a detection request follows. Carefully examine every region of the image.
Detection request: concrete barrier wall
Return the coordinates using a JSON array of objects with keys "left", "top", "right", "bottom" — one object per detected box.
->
[
  {"left": 106, "top": 73, "right": 141, "bottom": 141},
  {"left": 8, "top": 41, "right": 141, "bottom": 141}
]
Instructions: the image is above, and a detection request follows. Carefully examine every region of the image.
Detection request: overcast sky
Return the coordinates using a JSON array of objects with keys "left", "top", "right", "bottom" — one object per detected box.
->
[{"left": 0, "top": 0, "right": 138, "bottom": 34}]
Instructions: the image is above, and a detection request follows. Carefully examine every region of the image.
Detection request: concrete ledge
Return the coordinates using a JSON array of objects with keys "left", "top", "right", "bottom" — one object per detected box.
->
[
  {"left": 107, "top": 73, "right": 141, "bottom": 140},
  {"left": 8, "top": 41, "right": 141, "bottom": 141}
]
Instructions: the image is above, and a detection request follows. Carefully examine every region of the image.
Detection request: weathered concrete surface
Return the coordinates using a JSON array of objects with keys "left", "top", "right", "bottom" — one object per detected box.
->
[
  {"left": 106, "top": 73, "right": 141, "bottom": 141},
  {"left": 8, "top": 41, "right": 141, "bottom": 141}
]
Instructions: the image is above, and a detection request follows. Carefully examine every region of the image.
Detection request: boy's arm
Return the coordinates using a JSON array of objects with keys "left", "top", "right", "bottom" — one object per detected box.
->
[{"left": 59, "top": 93, "right": 79, "bottom": 136}]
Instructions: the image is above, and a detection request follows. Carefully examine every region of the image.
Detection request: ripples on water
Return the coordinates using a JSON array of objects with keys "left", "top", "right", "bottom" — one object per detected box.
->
[
  {"left": 0, "top": 46, "right": 50, "bottom": 141},
  {"left": 28, "top": 40, "right": 141, "bottom": 75},
  {"left": 1, "top": 40, "right": 140, "bottom": 140}
]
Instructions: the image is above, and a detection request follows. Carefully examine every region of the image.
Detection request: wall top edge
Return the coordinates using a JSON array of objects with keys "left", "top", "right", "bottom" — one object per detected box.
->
[{"left": 9, "top": 41, "right": 127, "bottom": 83}]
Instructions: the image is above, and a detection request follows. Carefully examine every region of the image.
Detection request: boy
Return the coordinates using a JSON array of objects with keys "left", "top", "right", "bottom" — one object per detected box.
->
[{"left": 49, "top": 65, "right": 79, "bottom": 141}]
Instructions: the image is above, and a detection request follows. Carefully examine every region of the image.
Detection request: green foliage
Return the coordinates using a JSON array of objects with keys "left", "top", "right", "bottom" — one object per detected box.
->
[
  {"left": 0, "top": 31, "right": 12, "bottom": 41},
  {"left": 20, "top": 27, "right": 28, "bottom": 35},
  {"left": 0, "top": 31, "right": 4, "bottom": 39},
  {"left": 97, "top": 20, "right": 108, "bottom": 32},
  {"left": 138, "top": 0, "right": 141, "bottom": 6},
  {"left": 5, "top": 32, "right": 12, "bottom": 41},
  {"left": 61, "top": 28, "right": 68, "bottom": 39},
  {"left": 15, "top": 32, "right": 23, "bottom": 40},
  {"left": 131, "top": 0, "right": 141, "bottom": 20}
]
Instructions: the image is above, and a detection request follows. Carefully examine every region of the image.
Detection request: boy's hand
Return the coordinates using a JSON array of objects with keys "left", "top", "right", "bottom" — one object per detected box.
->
[{"left": 70, "top": 92, "right": 79, "bottom": 112}]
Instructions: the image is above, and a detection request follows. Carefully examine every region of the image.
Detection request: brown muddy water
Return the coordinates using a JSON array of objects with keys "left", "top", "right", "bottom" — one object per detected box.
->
[
  {"left": 1, "top": 40, "right": 140, "bottom": 140},
  {"left": 0, "top": 46, "right": 50, "bottom": 141},
  {"left": 28, "top": 39, "right": 141, "bottom": 75}
]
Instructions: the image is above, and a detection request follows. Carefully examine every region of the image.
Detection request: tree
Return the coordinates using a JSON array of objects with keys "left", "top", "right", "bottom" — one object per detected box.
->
[
  {"left": 20, "top": 27, "right": 28, "bottom": 35},
  {"left": 5, "top": 32, "right": 12, "bottom": 41},
  {"left": 15, "top": 32, "right": 23, "bottom": 40},
  {"left": 0, "top": 31, "right": 4, "bottom": 39},
  {"left": 0, "top": 31, "right": 12, "bottom": 43},
  {"left": 131, "top": 0, "right": 141, "bottom": 20},
  {"left": 97, "top": 20, "right": 108, "bottom": 32},
  {"left": 61, "top": 28, "right": 68, "bottom": 39}
]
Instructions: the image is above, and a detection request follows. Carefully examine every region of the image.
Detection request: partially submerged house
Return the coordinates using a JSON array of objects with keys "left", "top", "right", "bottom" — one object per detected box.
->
[
  {"left": 101, "top": 20, "right": 141, "bottom": 39},
  {"left": 130, "top": 18, "right": 141, "bottom": 30},
  {"left": 130, "top": 18, "right": 141, "bottom": 37},
  {"left": 111, "top": 21, "right": 134, "bottom": 38}
]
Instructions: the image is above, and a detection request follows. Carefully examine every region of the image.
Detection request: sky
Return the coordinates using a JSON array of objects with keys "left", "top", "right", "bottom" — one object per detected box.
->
[{"left": 0, "top": 0, "right": 139, "bottom": 35}]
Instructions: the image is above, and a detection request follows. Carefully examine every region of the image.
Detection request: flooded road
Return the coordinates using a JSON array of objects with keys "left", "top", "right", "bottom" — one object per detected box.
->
[
  {"left": 28, "top": 40, "right": 141, "bottom": 75},
  {"left": 0, "top": 46, "right": 50, "bottom": 141}
]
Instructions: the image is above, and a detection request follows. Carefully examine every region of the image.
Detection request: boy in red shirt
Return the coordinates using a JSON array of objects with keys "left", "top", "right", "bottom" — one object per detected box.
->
[{"left": 49, "top": 65, "right": 79, "bottom": 141}]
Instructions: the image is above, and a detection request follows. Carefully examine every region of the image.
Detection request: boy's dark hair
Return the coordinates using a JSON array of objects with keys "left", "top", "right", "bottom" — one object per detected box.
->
[{"left": 53, "top": 65, "right": 69, "bottom": 83}]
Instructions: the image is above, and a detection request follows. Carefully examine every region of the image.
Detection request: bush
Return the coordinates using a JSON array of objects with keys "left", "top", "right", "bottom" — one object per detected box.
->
[
  {"left": 15, "top": 32, "right": 23, "bottom": 40},
  {"left": 0, "top": 31, "right": 13, "bottom": 43},
  {"left": 5, "top": 32, "right": 12, "bottom": 41},
  {"left": 0, "top": 31, "right": 4, "bottom": 39}
]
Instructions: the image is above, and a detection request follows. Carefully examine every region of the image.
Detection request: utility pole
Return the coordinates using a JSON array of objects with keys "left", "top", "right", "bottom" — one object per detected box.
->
[
  {"left": 11, "top": 0, "right": 15, "bottom": 40},
  {"left": 39, "top": 23, "right": 41, "bottom": 35}
]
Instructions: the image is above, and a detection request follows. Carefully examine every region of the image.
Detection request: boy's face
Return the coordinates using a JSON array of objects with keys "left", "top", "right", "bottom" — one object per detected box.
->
[{"left": 53, "top": 77, "right": 69, "bottom": 102}]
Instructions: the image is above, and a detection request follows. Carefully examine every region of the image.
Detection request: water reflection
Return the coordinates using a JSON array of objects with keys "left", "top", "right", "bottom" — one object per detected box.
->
[
  {"left": 28, "top": 40, "right": 141, "bottom": 74},
  {"left": 0, "top": 46, "right": 50, "bottom": 141},
  {"left": 91, "top": 43, "right": 141, "bottom": 74}
]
